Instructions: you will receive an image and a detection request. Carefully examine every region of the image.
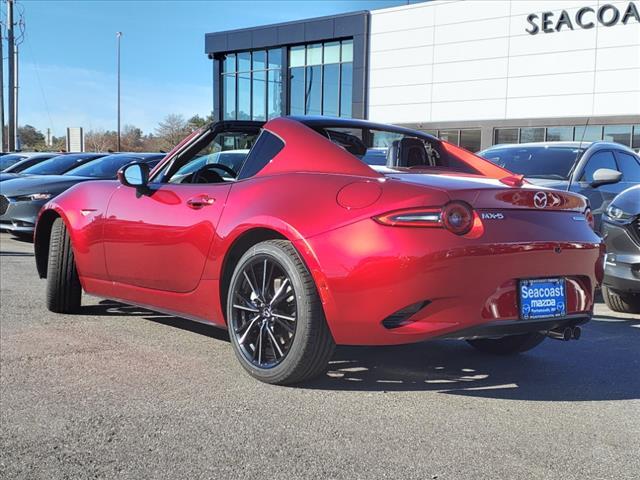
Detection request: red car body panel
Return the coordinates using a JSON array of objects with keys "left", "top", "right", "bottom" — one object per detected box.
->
[{"left": 37, "top": 117, "right": 604, "bottom": 345}]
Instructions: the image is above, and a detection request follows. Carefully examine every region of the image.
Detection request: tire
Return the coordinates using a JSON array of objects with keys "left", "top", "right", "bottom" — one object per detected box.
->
[
  {"left": 602, "top": 286, "right": 640, "bottom": 314},
  {"left": 46, "top": 218, "right": 82, "bottom": 313},
  {"left": 466, "top": 332, "right": 545, "bottom": 355},
  {"left": 226, "top": 240, "right": 335, "bottom": 385}
]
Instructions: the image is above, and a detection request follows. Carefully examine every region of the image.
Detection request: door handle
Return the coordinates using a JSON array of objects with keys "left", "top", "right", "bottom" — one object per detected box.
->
[{"left": 186, "top": 195, "right": 215, "bottom": 209}]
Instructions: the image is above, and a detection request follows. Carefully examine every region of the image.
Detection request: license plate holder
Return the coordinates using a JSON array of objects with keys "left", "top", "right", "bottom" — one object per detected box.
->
[{"left": 519, "top": 278, "right": 567, "bottom": 320}]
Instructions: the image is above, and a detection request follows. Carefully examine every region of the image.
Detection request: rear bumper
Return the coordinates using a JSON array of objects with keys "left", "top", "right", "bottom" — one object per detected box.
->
[
  {"left": 301, "top": 217, "right": 603, "bottom": 346},
  {"left": 438, "top": 314, "right": 590, "bottom": 340}
]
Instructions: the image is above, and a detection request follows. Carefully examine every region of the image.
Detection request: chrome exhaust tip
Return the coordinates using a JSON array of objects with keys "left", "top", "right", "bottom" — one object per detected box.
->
[
  {"left": 546, "top": 327, "right": 572, "bottom": 341},
  {"left": 571, "top": 326, "right": 581, "bottom": 340}
]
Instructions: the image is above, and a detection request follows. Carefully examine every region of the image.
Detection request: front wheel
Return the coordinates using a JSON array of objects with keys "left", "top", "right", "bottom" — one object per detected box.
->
[
  {"left": 46, "top": 218, "right": 82, "bottom": 313},
  {"left": 466, "top": 332, "right": 545, "bottom": 355},
  {"left": 226, "top": 240, "right": 335, "bottom": 385}
]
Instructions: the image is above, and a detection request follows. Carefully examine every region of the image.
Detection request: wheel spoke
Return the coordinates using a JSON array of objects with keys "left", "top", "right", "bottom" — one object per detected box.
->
[
  {"left": 233, "top": 304, "right": 259, "bottom": 313},
  {"left": 243, "top": 271, "right": 260, "bottom": 302},
  {"left": 238, "top": 315, "right": 260, "bottom": 344},
  {"left": 257, "top": 324, "right": 264, "bottom": 364},
  {"left": 269, "top": 278, "right": 290, "bottom": 307},
  {"left": 266, "top": 326, "right": 284, "bottom": 357},
  {"left": 261, "top": 259, "right": 267, "bottom": 298},
  {"left": 272, "top": 312, "right": 295, "bottom": 322}
]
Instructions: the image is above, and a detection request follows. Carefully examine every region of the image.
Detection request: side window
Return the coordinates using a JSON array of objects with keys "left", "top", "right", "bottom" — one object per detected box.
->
[
  {"left": 162, "top": 130, "right": 257, "bottom": 184},
  {"left": 580, "top": 151, "right": 617, "bottom": 182},
  {"left": 238, "top": 131, "right": 284, "bottom": 179},
  {"left": 615, "top": 152, "right": 640, "bottom": 182}
]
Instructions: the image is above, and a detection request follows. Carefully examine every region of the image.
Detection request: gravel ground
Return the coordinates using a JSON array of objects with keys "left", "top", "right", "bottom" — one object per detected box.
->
[{"left": 1, "top": 231, "right": 639, "bottom": 479}]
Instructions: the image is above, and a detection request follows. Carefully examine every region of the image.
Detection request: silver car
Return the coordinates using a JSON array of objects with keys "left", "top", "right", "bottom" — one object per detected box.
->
[
  {"left": 479, "top": 141, "right": 640, "bottom": 232},
  {"left": 601, "top": 185, "right": 640, "bottom": 313}
]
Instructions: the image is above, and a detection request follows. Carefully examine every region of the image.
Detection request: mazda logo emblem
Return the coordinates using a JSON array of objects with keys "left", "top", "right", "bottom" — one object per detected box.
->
[{"left": 534, "top": 192, "right": 548, "bottom": 209}]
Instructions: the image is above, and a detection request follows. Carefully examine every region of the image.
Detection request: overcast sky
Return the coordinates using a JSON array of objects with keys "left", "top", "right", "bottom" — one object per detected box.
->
[{"left": 9, "top": 0, "right": 415, "bottom": 137}]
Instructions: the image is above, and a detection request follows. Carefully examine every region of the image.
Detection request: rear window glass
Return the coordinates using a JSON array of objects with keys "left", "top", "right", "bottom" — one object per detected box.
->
[{"left": 238, "top": 131, "right": 284, "bottom": 179}]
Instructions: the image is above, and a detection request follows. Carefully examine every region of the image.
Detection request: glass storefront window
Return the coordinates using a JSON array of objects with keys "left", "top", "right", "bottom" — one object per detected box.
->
[
  {"left": 223, "top": 53, "right": 236, "bottom": 73},
  {"left": 221, "top": 48, "right": 283, "bottom": 121},
  {"left": 633, "top": 125, "right": 640, "bottom": 149},
  {"left": 267, "top": 69, "right": 282, "bottom": 119},
  {"left": 546, "top": 126, "right": 573, "bottom": 141},
  {"left": 322, "top": 63, "right": 340, "bottom": 117},
  {"left": 237, "top": 73, "right": 251, "bottom": 120},
  {"left": 341, "top": 39, "right": 353, "bottom": 62},
  {"left": 307, "top": 43, "right": 323, "bottom": 65},
  {"left": 252, "top": 70, "right": 266, "bottom": 121},
  {"left": 289, "top": 45, "right": 305, "bottom": 68},
  {"left": 574, "top": 125, "right": 603, "bottom": 142},
  {"left": 603, "top": 125, "right": 632, "bottom": 146},
  {"left": 287, "top": 39, "right": 354, "bottom": 118},
  {"left": 520, "top": 127, "right": 545, "bottom": 143},
  {"left": 223, "top": 74, "right": 236, "bottom": 120},
  {"left": 439, "top": 129, "right": 460, "bottom": 145},
  {"left": 460, "top": 129, "right": 481, "bottom": 152},
  {"left": 237, "top": 51, "right": 251, "bottom": 72},
  {"left": 305, "top": 65, "right": 322, "bottom": 115},
  {"left": 252, "top": 50, "right": 266, "bottom": 71},
  {"left": 289, "top": 67, "right": 305, "bottom": 115},
  {"left": 268, "top": 48, "right": 282, "bottom": 70},
  {"left": 324, "top": 42, "right": 340, "bottom": 64},
  {"left": 340, "top": 62, "right": 352, "bottom": 118},
  {"left": 494, "top": 128, "right": 518, "bottom": 144}
]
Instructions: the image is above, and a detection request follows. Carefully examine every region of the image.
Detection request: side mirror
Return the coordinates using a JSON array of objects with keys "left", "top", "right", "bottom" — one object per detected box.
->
[
  {"left": 118, "top": 162, "right": 149, "bottom": 188},
  {"left": 590, "top": 168, "right": 622, "bottom": 187}
]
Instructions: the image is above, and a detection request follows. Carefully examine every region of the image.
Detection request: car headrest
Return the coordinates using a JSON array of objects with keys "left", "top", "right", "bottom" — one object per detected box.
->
[{"left": 399, "top": 137, "right": 427, "bottom": 167}]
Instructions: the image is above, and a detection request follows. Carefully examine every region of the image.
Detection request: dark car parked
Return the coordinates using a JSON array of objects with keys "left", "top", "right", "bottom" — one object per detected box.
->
[
  {"left": 478, "top": 141, "right": 640, "bottom": 231},
  {"left": 0, "top": 152, "right": 108, "bottom": 182},
  {"left": 1, "top": 152, "right": 65, "bottom": 174},
  {"left": 601, "top": 185, "right": 640, "bottom": 313},
  {"left": 0, "top": 153, "right": 164, "bottom": 236},
  {"left": 0, "top": 152, "right": 63, "bottom": 171}
]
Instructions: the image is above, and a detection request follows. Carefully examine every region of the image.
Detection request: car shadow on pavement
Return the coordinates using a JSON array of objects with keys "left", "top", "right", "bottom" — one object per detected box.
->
[
  {"left": 88, "top": 301, "right": 638, "bottom": 401},
  {"left": 84, "top": 300, "right": 230, "bottom": 342},
  {"left": 300, "top": 319, "right": 640, "bottom": 401}
]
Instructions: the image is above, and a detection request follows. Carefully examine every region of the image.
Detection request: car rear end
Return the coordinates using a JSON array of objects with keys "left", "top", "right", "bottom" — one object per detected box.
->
[{"left": 303, "top": 174, "right": 603, "bottom": 346}]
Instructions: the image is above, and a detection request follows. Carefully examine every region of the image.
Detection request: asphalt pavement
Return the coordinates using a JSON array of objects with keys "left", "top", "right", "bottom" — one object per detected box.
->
[{"left": 1, "top": 232, "right": 638, "bottom": 479}]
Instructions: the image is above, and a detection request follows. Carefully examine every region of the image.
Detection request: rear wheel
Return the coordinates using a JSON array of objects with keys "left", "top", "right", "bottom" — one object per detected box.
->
[
  {"left": 602, "top": 286, "right": 640, "bottom": 313},
  {"left": 46, "top": 218, "right": 82, "bottom": 313},
  {"left": 466, "top": 332, "right": 545, "bottom": 355},
  {"left": 226, "top": 240, "right": 335, "bottom": 385}
]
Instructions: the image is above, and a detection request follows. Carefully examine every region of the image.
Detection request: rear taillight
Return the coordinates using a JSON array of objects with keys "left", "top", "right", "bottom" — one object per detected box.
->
[
  {"left": 373, "top": 207, "right": 442, "bottom": 228},
  {"left": 442, "top": 201, "right": 474, "bottom": 235},
  {"left": 374, "top": 201, "right": 475, "bottom": 236},
  {"left": 585, "top": 208, "right": 595, "bottom": 230}
]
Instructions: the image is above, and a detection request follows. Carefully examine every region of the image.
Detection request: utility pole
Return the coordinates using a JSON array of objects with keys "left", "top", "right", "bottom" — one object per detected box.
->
[
  {"left": 7, "top": 0, "right": 15, "bottom": 151},
  {"left": 0, "top": 16, "right": 5, "bottom": 153},
  {"left": 116, "top": 31, "right": 122, "bottom": 151}
]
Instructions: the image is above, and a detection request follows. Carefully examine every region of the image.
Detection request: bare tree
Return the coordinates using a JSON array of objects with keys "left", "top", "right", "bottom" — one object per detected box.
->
[
  {"left": 155, "top": 114, "right": 189, "bottom": 151},
  {"left": 85, "top": 129, "right": 117, "bottom": 152}
]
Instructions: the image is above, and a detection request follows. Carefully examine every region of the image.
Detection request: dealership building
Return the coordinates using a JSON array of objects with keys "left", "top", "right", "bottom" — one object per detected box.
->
[{"left": 205, "top": 0, "right": 640, "bottom": 151}]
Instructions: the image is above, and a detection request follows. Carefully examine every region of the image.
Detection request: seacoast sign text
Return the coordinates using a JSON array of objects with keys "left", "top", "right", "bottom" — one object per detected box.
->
[{"left": 526, "top": 1, "right": 639, "bottom": 34}]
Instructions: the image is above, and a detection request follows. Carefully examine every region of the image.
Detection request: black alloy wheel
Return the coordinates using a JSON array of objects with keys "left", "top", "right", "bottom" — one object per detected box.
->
[
  {"left": 230, "top": 255, "right": 298, "bottom": 368},
  {"left": 227, "top": 240, "right": 335, "bottom": 385}
]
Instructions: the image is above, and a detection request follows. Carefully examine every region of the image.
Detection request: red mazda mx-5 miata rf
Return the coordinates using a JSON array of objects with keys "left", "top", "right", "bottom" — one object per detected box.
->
[{"left": 33, "top": 117, "right": 604, "bottom": 384}]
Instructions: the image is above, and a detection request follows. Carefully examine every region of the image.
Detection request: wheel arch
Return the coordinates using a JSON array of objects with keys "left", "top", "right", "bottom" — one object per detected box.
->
[
  {"left": 219, "top": 227, "right": 288, "bottom": 320},
  {"left": 34, "top": 209, "right": 63, "bottom": 278}
]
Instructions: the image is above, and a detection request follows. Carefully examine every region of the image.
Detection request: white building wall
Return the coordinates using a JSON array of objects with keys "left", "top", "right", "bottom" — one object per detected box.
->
[{"left": 368, "top": 0, "right": 640, "bottom": 124}]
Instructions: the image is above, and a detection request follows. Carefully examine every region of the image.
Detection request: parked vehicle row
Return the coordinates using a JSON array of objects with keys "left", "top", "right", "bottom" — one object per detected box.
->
[{"left": 0, "top": 152, "right": 164, "bottom": 235}]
